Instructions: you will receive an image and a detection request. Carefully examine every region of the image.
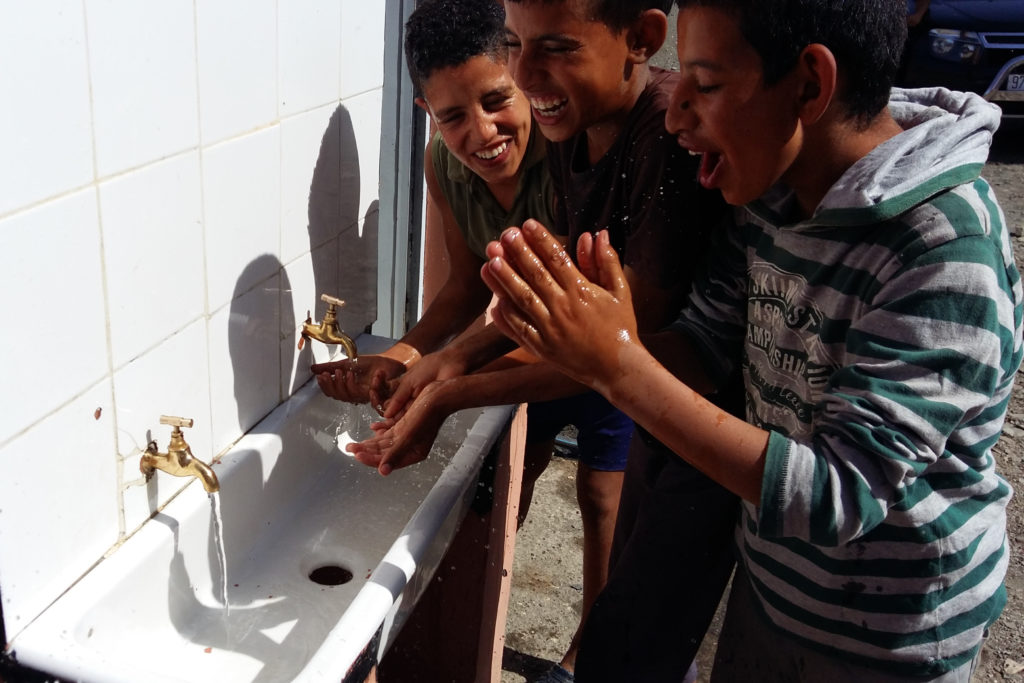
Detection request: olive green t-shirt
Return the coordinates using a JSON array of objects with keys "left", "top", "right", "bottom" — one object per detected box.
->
[{"left": 430, "top": 126, "right": 555, "bottom": 260}]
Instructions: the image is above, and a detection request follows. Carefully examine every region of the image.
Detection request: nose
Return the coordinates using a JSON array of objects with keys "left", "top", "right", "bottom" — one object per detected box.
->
[
  {"left": 665, "top": 81, "right": 694, "bottom": 134},
  {"left": 508, "top": 44, "right": 537, "bottom": 92},
  {"left": 470, "top": 109, "right": 497, "bottom": 143}
]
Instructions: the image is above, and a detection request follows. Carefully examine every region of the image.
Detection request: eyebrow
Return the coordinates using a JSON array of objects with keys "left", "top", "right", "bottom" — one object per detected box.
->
[
  {"left": 504, "top": 28, "right": 580, "bottom": 46},
  {"left": 682, "top": 58, "right": 726, "bottom": 73},
  {"left": 433, "top": 104, "right": 464, "bottom": 120},
  {"left": 433, "top": 87, "right": 515, "bottom": 120}
]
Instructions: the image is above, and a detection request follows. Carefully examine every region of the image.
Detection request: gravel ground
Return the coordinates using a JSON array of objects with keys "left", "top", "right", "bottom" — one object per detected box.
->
[{"left": 502, "top": 125, "right": 1024, "bottom": 683}]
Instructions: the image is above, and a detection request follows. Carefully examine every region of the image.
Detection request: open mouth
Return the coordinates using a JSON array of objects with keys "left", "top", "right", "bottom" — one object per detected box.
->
[
  {"left": 529, "top": 96, "right": 568, "bottom": 121},
  {"left": 691, "top": 149, "right": 723, "bottom": 189},
  {"left": 475, "top": 140, "right": 509, "bottom": 161}
]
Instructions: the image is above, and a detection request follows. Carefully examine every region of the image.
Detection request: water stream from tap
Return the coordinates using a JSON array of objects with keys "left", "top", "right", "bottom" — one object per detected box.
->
[{"left": 210, "top": 492, "right": 230, "bottom": 617}]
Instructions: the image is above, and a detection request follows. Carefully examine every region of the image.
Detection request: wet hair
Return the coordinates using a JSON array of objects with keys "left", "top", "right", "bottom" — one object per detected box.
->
[
  {"left": 505, "top": 0, "right": 675, "bottom": 33},
  {"left": 404, "top": 0, "right": 508, "bottom": 95},
  {"left": 675, "top": 0, "right": 906, "bottom": 125}
]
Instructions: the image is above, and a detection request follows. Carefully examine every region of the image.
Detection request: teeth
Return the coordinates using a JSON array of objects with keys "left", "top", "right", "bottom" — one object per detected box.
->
[
  {"left": 530, "top": 96, "right": 567, "bottom": 115},
  {"left": 475, "top": 141, "right": 508, "bottom": 160},
  {"left": 688, "top": 150, "right": 700, "bottom": 156}
]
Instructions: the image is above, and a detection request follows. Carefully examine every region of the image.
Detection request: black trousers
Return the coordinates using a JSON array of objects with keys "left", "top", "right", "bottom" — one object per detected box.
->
[{"left": 575, "top": 434, "right": 739, "bottom": 683}]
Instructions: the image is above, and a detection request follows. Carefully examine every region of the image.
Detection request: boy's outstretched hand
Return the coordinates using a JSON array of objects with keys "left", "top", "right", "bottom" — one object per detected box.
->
[
  {"left": 344, "top": 380, "right": 450, "bottom": 476},
  {"left": 312, "top": 355, "right": 404, "bottom": 414},
  {"left": 481, "top": 220, "right": 640, "bottom": 393}
]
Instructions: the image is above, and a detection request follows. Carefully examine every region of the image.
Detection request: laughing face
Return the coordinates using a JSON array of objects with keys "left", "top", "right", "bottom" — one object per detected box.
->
[
  {"left": 504, "top": 0, "right": 637, "bottom": 150},
  {"left": 418, "top": 55, "right": 532, "bottom": 190},
  {"left": 666, "top": 6, "right": 803, "bottom": 206}
]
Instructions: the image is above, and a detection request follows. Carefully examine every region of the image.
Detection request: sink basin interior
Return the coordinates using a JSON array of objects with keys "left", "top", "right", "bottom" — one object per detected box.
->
[{"left": 8, "top": 367, "right": 510, "bottom": 683}]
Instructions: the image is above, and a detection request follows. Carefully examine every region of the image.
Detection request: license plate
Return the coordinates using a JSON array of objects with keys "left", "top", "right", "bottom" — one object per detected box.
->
[{"left": 1009, "top": 73, "right": 1024, "bottom": 91}]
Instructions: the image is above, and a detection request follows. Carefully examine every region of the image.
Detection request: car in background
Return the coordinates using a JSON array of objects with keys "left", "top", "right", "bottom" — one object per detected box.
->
[{"left": 900, "top": 0, "right": 1024, "bottom": 119}]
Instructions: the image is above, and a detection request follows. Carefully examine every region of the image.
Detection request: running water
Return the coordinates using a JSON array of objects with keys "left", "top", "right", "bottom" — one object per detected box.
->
[{"left": 209, "top": 492, "right": 230, "bottom": 616}]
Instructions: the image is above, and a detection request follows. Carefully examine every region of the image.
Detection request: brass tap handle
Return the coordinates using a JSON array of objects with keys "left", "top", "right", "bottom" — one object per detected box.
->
[
  {"left": 160, "top": 415, "right": 194, "bottom": 429},
  {"left": 320, "top": 294, "right": 346, "bottom": 308}
]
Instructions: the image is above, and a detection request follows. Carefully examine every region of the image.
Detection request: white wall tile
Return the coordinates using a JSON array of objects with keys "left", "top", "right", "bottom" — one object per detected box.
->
[
  {"left": 280, "top": 249, "right": 317, "bottom": 399},
  {"left": 341, "top": 90, "right": 383, "bottom": 231},
  {"left": 112, "top": 319, "right": 212, "bottom": 463},
  {"left": 0, "top": 191, "right": 108, "bottom": 445},
  {"left": 86, "top": 0, "right": 199, "bottom": 177},
  {"left": 202, "top": 127, "right": 282, "bottom": 312},
  {"left": 0, "top": 381, "right": 118, "bottom": 640},
  {"left": 279, "top": 0, "right": 342, "bottom": 116},
  {"left": 114, "top": 319, "right": 212, "bottom": 531},
  {"left": 196, "top": 0, "right": 278, "bottom": 145},
  {"left": 100, "top": 153, "right": 205, "bottom": 368},
  {"left": 283, "top": 246, "right": 338, "bottom": 389},
  {"left": 208, "top": 272, "right": 283, "bottom": 455},
  {"left": 0, "top": 0, "right": 393, "bottom": 639},
  {"left": 340, "top": 1, "right": 386, "bottom": 99},
  {"left": 281, "top": 103, "right": 343, "bottom": 265},
  {"left": 0, "top": 2, "right": 94, "bottom": 217}
]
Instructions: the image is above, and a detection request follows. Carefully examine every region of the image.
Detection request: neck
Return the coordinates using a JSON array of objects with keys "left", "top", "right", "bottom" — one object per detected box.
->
[
  {"left": 584, "top": 65, "right": 651, "bottom": 165},
  {"left": 487, "top": 177, "right": 519, "bottom": 211},
  {"left": 789, "top": 107, "right": 904, "bottom": 218}
]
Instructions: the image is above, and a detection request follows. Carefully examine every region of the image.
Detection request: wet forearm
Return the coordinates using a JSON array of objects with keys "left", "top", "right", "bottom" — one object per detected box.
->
[
  {"left": 432, "top": 361, "right": 587, "bottom": 414},
  {"left": 397, "top": 286, "right": 492, "bottom": 362},
  {"left": 598, "top": 342, "right": 767, "bottom": 504},
  {"left": 441, "top": 323, "right": 519, "bottom": 374}
]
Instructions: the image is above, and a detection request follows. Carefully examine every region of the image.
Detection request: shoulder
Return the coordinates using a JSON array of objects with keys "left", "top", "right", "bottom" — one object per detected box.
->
[
  {"left": 429, "top": 130, "right": 451, "bottom": 171},
  {"left": 893, "top": 179, "right": 1010, "bottom": 263},
  {"left": 619, "top": 69, "right": 686, "bottom": 156}
]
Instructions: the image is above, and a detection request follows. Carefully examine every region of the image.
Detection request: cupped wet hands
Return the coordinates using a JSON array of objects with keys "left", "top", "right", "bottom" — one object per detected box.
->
[
  {"left": 312, "top": 355, "right": 404, "bottom": 413},
  {"left": 380, "top": 347, "right": 469, "bottom": 420},
  {"left": 344, "top": 380, "right": 450, "bottom": 476},
  {"left": 481, "top": 221, "right": 641, "bottom": 393}
]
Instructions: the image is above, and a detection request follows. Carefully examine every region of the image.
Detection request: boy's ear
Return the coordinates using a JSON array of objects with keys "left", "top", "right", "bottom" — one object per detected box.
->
[
  {"left": 414, "top": 96, "right": 431, "bottom": 115},
  {"left": 794, "top": 44, "right": 837, "bottom": 125},
  {"left": 625, "top": 9, "right": 668, "bottom": 64}
]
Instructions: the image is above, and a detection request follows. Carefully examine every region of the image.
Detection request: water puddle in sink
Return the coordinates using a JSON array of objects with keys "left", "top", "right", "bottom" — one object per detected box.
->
[{"left": 210, "top": 492, "right": 229, "bottom": 616}]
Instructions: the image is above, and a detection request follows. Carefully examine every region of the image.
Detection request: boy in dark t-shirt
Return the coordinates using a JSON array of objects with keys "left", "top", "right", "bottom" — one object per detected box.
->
[{"left": 348, "top": 2, "right": 734, "bottom": 680}]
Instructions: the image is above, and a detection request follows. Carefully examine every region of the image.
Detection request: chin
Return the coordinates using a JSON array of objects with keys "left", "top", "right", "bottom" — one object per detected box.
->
[{"left": 534, "top": 123, "right": 573, "bottom": 144}]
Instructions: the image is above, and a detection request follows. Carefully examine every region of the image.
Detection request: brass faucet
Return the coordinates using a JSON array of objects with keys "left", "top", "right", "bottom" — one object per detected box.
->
[
  {"left": 140, "top": 416, "right": 220, "bottom": 493},
  {"left": 300, "top": 294, "right": 358, "bottom": 359}
]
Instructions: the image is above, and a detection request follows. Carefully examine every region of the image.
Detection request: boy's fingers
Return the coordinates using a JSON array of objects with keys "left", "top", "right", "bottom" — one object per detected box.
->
[
  {"left": 485, "top": 239, "right": 506, "bottom": 260},
  {"left": 491, "top": 299, "right": 539, "bottom": 352},
  {"left": 486, "top": 255, "right": 551, "bottom": 324},
  {"left": 594, "top": 230, "right": 630, "bottom": 296},
  {"left": 385, "top": 377, "right": 415, "bottom": 418},
  {"left": 516, "top": 220, "right": 582, "bottom": 291},
  {"left": 498, "top": 227, "right": 562, "bottom": 298},
  {"left": 311, "top": 359, "right": 346, "bottom": 374},
  {"left": 576, "top": 232, "right": 598, "bottom": 282}
]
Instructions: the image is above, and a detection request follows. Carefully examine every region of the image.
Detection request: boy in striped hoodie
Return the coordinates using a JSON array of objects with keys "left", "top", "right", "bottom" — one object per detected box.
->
[{"left": 480, "top": 0, "right": 1024, "bottom": 679}]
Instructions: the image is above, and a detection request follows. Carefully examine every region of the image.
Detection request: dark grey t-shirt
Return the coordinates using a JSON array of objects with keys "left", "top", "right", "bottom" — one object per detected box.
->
[{"left": 547, "top": 68, "right": 725, "bottom": 290}]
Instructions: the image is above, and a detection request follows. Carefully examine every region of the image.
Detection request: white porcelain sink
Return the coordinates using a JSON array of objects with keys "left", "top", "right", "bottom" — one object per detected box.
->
[{"left": 8, "top": 336, "right": 513, "bottom": 683}]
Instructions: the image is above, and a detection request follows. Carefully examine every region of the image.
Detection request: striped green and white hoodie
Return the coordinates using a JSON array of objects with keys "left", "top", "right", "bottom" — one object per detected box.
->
[{"left": 674, "top": 87, "right": 1023, "bottom": 676}]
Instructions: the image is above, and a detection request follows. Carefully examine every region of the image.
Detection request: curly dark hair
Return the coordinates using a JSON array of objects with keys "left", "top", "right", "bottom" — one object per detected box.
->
[
  {"left": 404, "top": 0, "right": 508, "bottom": 95},
  {"left": 505, "top": 0, "right": 675, "bottom": 33},
  {"left": 675, "top": 0, "right": 907, "bottom": 126}
]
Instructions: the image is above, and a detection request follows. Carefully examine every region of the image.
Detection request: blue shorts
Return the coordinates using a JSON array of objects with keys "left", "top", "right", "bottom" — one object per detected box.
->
[{"left": 526, "top": 392, "right": 633, "bottom": 472}]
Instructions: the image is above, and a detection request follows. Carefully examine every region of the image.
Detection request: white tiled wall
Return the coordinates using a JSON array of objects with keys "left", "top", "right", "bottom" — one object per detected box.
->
[{"left": 0, "top": 0, "right": 387, "bottom": 641}]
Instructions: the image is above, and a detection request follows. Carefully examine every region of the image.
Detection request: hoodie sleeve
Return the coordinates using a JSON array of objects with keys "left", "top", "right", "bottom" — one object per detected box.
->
[{"left": 758, "top": 192, "right": 1023, "bottom": 545}]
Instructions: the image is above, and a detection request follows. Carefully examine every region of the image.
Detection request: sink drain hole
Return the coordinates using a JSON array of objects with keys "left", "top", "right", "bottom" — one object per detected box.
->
[{"left": 309, "top": 564, "right": 354, "bottom": 586}]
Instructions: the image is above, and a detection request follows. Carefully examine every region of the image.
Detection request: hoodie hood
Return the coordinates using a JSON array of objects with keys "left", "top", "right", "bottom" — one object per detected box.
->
[{"left": 756, "top": 87, "right": 1002, "bottom": 227}]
